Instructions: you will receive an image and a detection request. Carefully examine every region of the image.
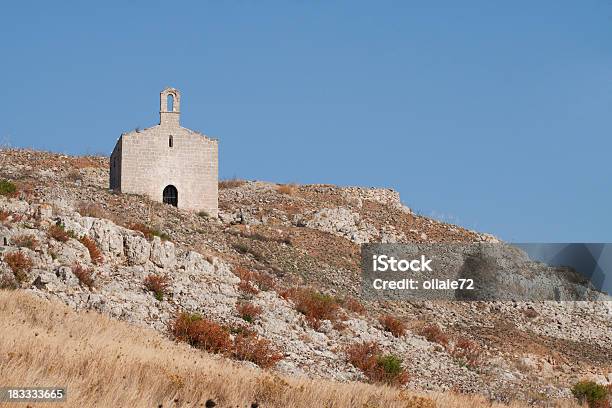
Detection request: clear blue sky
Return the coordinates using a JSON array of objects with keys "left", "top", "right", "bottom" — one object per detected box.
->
[{"left": 1, "top": 1, "right": 611, "bottom": 242}]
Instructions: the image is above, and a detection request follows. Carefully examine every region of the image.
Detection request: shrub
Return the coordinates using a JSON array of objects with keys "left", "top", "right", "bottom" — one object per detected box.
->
[
  {"left": 571, "top": 381, "right": 609, "bottom": 408},
  {"left": 233, "top": 332, "right": 283, "bottom": 368},
  {"left": 379, "top": 314, "right": 406, "bottom": 337},
  {"left": 11, "top": 234, "right": 39, "bottom": 250},
  {"left": 0, "top": 180, "right": 17, "bottom": 197},
  {"left": 0, "top": 210, "right": 9, "bottom": 222},
  {"left": 282, "top": 288, "right": 342, "bottom": 329},
  {"left": 237, "top": 302, "right": 263, "bottom": 323},
  {"left": 3, "top": 252, "right": 32, "bottom": 283},
  {"left": 72, "top": 263, "right": 95, "bottom": 289},
  {"left": 144, "top": 274, "right": 170, "bottom": 301},
  {"left": 48, "top": 224, "right": 71, "bottom": 242},
  {"left": 343, "top": 296, "right": 366, "bottom": 315},
  {"left": 346, "top": 342, "right": 409, "bottom": 386},
  {"left": 418, "top": 324, "right": 449, "bottom": 347},
  {"left": 276, "top": 184, "right": 297, "bottom": 196},
  {"left": 450, "top": 337, "right": 481, "bottom": 368},
  {"left": 197, "top": 211, "right": 209, "bottom": 218},
  {"left": 79, "top": 236, "right": 103, "bottom": 265},
  {"left": 376, "top": 354, "right": 409, "bottom": 385},
  {"left": 219, "top": 178, "right": 246, "bottom": 189},
  {"left": 172, "top": 312, "right": 232, "bottom": 354},
  {"left": 233, "top": 266, "right": 260, "bottom": 295},
  {"left": 127, "top": 223, "right": 169, "bottom": 241}
]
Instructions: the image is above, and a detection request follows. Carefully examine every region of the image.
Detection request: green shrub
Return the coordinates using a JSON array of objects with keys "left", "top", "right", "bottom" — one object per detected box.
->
[
  {"left": 571, "top": 380, "right": 609, "bottom": 407},
  {"left": 377, "top": 354, "right": 404, "bottom": 379},
  {"left": 0, "top": 180, "right": 17, "bottom": 197}
]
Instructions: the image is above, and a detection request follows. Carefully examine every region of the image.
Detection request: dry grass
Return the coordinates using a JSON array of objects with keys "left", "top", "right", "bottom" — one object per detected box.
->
[
  {"left": 219, "top": 178, "right": 247, "bottom": 189},
  {"left": 276, "top": 183, "right": 297, "bottom": 196},
  {"left": 0, "top": 290, "right": 580, "bottom": 408}
]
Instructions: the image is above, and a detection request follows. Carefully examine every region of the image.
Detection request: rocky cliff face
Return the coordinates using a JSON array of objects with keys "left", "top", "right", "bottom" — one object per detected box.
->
[{"left": 0, "top": 148, "right": 610, "bottom": 405}]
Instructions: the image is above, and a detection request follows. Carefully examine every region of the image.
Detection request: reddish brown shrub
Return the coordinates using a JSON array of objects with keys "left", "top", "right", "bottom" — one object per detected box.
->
[
  {"left": 237, "top": 302, "right": 263, "bottom": 323},
  {"left": 282, "top": 287, "right": 341, "bottom": 329},
  {"left": 346, "top": 342, "right": 409, "bottom": 386},
  {"left": 379, "top": 314, "right": 406, "bottom": 337},
  {"left": 343, "top": 296, "right": 366, "bottom": 315},
  {"left": 48, "top": 224, "right": 70, "bottom": 242},
  {"left": 79, "top": 236, "right": 103, "bottom": 265},
  {"left": 72, "top": 263, "right": 95, "bottom": 289},
  {"left": 234, "top": 266, "right": 260, "bottom": 295},
  {"left": 144, "top": 274, "right": 170, "bottom": 300},
  {"left": 233, "top": 332, "right": 283, "bottom": 368},
  {"left": 127, "top": 223, "right": 169, "bottom": 241},
  {"left": 0, "top": 210, "right": 9, "bottom": 222},
  {"left": 3, "top": 252, "right": 33, "bottom": 283},
  {"left": 251, "top": 271, "right": 277, "bottom": 291},
  {"left": 451, "top": 337, "right": 482, "bottom": 368},
  {"left": 172, "top": 313, "right": 232, "bottom": 354},
  {"left": 418, "top": 324, "right": 449, "bottom": 347},
  {"left": 522, "top": 308, "right": 539, "bottom": 319},
  {"left": 11, "top": 234, "right": 39, "bottom": 250}
]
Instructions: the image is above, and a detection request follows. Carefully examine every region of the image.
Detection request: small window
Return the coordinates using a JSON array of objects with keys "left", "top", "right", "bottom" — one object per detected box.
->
[
  {"left": 169, "top": 135, "right": 173, "bottom": 148},
  {"left": 167, "top": 94, "right": 174, "bottom": 112}
]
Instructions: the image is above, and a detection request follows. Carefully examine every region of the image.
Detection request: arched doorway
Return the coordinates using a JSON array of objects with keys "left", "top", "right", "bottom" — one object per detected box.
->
[{"left": 163, "top": 185, "right": 178, "bottom": 207}]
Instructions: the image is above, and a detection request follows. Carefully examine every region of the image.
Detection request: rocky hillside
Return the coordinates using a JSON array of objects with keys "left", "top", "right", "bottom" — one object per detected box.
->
[{"left": 0, "top": 148, "right": 610, "bottom": 407}]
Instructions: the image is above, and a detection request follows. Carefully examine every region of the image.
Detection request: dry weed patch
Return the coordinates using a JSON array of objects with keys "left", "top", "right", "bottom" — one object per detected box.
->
[
  {"left": 237, "top": 302, "right": 263, "bottom": 323},
  {"left": 379, "top": 314, "right": 406, "bottom": 337},
  {"left": 3, "top": 252, "right": 33, "bottom": 282},
  {"left": 346, "top": 341, "right": 409, "bottom": 386},
  {"left": 144, "top": 274, "right": 170, "bottom": 301},
  {"left": 72, "top": 264, "right": 95, "bottom": 289},
  {"left": 11, "top": 234, "right": 39, "bottom": 250},
  {"left": 281, "top": 287, "right": 342, "bottom": 330},
  {"left": 80, "top": 236, "right": 103, "bottom": 265},
  {"left": 418, "top": 324, "right": 449, "bottom": 347},
  {"left": 48, "top": 224, "right": 72, "bottom": 242}
]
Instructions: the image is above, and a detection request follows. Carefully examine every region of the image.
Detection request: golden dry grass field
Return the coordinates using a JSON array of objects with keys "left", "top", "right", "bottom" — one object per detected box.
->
[{"left": 0, "top": 290, "right": 584, "bottom": 408}]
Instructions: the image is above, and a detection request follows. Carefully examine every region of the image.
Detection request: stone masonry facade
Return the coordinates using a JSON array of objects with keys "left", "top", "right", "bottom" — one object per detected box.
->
[{"left": 110, "top": 88, "right": 218, "bottom": 216}]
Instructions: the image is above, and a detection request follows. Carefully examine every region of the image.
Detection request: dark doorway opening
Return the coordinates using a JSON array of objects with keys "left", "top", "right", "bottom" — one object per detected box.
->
[{"left": 163, "top": 185, "right": 178, "bottom": 207}]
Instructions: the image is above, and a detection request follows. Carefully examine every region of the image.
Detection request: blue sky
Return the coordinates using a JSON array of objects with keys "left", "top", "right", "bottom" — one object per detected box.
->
[{"left": 1, "top": 1, "right": 611, "bottom": 242}]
